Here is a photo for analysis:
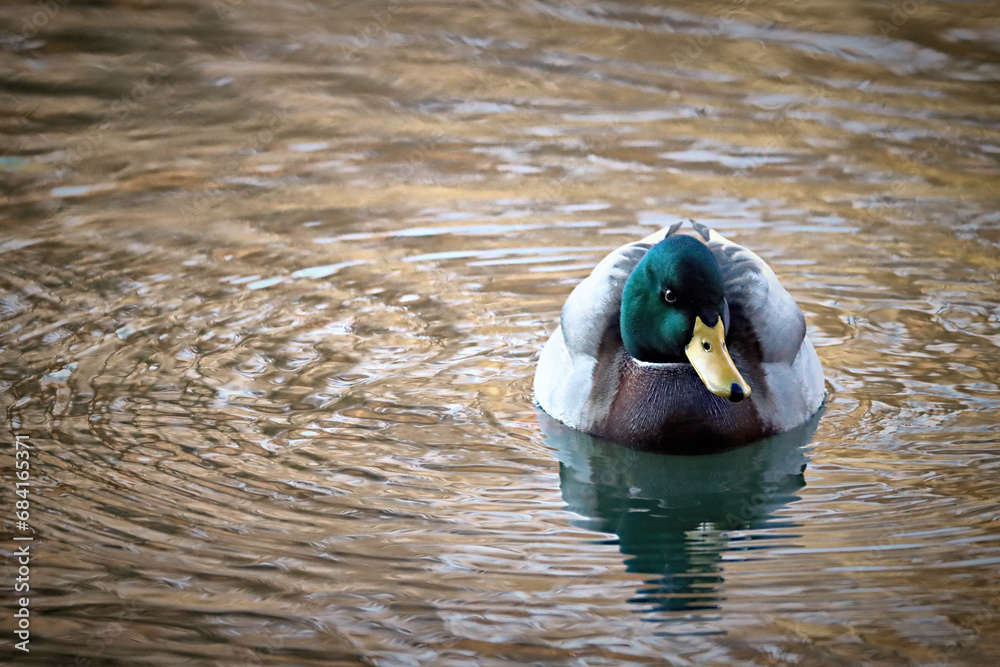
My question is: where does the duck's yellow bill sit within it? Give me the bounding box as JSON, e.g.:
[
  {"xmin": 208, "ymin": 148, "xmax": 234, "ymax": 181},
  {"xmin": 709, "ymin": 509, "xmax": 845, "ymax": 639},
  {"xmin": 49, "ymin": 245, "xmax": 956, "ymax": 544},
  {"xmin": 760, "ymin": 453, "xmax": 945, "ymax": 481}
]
[{"xmin": 684, "ymin": 316, "xmax": 751, "ymax": 402}]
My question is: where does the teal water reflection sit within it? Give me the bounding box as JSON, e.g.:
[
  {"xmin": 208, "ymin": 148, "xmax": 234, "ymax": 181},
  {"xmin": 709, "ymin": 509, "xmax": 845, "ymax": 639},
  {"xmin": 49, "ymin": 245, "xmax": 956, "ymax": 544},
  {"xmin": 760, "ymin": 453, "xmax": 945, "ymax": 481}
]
[{"xmin": 542, "ymin": 410, "xmax": 821, "ymax": 613}]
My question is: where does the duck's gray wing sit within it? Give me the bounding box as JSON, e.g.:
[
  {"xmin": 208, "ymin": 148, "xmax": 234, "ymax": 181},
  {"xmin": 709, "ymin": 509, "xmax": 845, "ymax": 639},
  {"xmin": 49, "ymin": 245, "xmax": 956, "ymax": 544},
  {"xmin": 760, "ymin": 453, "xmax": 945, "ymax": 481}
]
[
  {"xmin": 558, "ymin": 241, "xmax": 651, "ymax": 360},
  {"xmin": 534, "ymin": 240, "xmax": 652, "ymax": 429},
  {"xmin": 558, "ymin": 221, "xmax": 686, "ymax": 359},
  {"xmin": 699, "ymin": 226, "xmax": 806, "ymax": 365}
]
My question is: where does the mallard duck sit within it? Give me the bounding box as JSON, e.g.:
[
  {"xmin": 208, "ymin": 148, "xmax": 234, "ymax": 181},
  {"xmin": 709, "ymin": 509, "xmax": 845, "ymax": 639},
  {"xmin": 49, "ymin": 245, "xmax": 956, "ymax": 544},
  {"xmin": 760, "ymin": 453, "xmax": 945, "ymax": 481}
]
[{"xmin": 534, "ymin": 220, "xmax": 825, "ymax": 451}]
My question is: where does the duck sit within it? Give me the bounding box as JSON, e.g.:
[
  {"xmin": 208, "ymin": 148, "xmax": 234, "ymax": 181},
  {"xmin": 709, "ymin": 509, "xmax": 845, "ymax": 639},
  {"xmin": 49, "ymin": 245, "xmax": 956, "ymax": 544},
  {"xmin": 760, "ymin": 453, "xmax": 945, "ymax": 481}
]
[{"xmin": 534, "ymin": 220, "xmax": 825, "ymax": 452}]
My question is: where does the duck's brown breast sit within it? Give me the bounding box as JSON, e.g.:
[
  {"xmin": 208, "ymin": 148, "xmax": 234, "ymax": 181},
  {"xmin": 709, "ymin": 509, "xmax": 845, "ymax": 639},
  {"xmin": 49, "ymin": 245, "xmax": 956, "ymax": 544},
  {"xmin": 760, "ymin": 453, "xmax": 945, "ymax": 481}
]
[{"xmin": 589, "ymin": 351, "xmax": 772, "ymax": 453}]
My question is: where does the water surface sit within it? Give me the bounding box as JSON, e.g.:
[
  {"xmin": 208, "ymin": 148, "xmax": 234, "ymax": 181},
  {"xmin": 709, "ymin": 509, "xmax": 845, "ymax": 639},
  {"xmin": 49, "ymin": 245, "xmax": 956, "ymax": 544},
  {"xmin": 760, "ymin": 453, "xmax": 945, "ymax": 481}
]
[{"xmin": 2, "ymin": 0, "xmax": 1000, "ymax": 664}]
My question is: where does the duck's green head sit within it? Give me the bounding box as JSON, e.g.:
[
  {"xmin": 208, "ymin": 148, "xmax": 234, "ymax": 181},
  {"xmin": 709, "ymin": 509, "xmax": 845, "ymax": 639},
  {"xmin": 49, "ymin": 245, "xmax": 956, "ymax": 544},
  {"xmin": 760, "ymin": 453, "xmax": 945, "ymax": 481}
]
[{"xmin": 620, "ymin": 235, "xmax": 751, "ymax": 402}]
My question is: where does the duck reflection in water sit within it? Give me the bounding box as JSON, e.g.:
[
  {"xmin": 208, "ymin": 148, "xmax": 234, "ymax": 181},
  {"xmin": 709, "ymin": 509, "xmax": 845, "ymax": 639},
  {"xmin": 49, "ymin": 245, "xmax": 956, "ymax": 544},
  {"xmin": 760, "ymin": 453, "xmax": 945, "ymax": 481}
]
[{"xmin": 540, "ymin": 409, "xmax": 822, "ymax": 613}]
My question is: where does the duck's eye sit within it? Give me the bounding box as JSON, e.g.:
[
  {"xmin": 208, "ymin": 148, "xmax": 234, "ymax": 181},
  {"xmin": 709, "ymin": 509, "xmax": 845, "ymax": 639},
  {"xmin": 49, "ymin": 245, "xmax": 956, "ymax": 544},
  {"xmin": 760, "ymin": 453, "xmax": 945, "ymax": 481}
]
[{"xmin": 662, "ymin": 289, "xmax": 677, "ymax": 304}]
